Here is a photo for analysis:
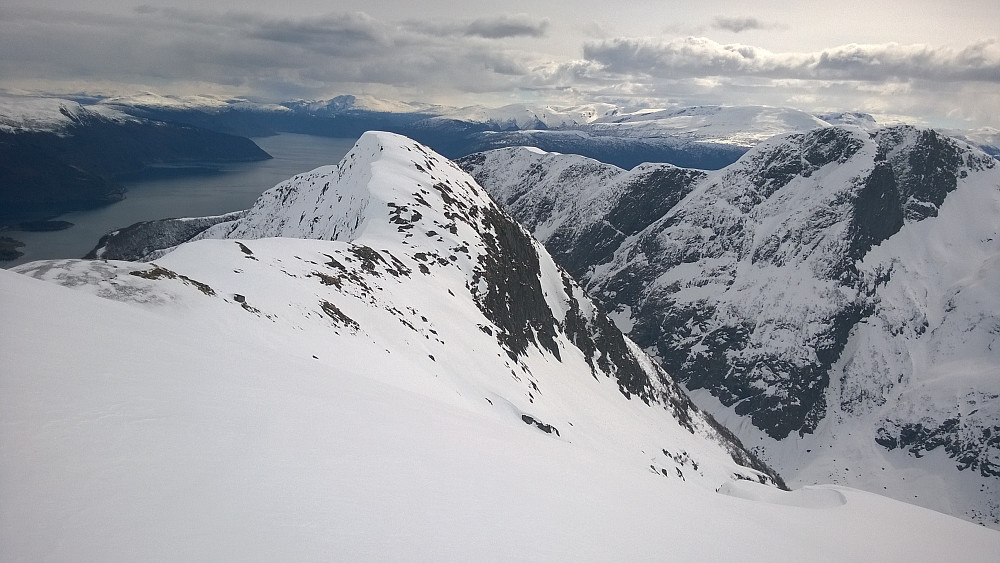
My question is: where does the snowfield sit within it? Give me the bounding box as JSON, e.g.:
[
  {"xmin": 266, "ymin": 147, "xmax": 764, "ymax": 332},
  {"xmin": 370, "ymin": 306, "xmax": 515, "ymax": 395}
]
[
  {"xmin": 4, "ymin": 266, "xmax": 999, "ymax": 561},
  {"xmin": 3, "ymin": 131, "xmax": 999, "ymax": 561}
]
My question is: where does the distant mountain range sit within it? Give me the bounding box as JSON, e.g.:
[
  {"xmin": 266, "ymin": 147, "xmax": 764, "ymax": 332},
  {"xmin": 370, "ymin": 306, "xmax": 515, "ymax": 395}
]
[
  {"xmin": 4, "ymin": 91, "xmax": 997, "ymax": 229},
  {"xmin": 94, "ymin": 94, "xmax": 835, "ymax": 169}
]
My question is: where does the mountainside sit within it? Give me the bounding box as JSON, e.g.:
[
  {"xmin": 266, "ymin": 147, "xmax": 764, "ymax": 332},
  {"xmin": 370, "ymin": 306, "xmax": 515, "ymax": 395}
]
[
  {"xmin": 0, "ymin": 95, "xmax": 271, "ymax": 224},
  {"xmin": 459, "ymin": 147, "xmax": 705, "ymax": 282},
  {"xmin": 463, "ymin": 125, "xmax": 1000, "ymax": 527},
  {"xmin": 5, "ymin": 131, "xmax": 999, "ymax": 559},
  {"xmin": 588, "ymin": 105, "xmax": 830, "ymax": 146},
  {"xmin": 182, "ymin": 132, "xmax": 777, "ymax": 473}
]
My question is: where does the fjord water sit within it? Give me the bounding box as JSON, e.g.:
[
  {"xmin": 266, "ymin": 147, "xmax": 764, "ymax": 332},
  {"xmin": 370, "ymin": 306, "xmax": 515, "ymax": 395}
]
[{"xmin": 3, "ymin": 134, "xmax": 356, "ymax": 268}]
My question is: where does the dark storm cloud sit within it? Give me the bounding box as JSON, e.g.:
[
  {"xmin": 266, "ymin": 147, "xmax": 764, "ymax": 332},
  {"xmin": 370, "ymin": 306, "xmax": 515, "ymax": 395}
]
[
  {"xmin": 249, "ymin": 13, "xmax": 391, "ymax": 49},
  {"xmin": 583, "ymin": 37, "xmax": 1000, "ymax": 83},
  {"xmin": 404, "ymin": 14, "xmax": 550, "ymax": 39},
  {"xmin": 464, "ymin": 14, "xmax": 549, "ymax": 39},
  {"xmin": 712, "ymin": 16, "xmax": 771, "ymax": 33},
  {"xmin": 0, "ymin": 6, "xmax": 544, "ymax": 99}
]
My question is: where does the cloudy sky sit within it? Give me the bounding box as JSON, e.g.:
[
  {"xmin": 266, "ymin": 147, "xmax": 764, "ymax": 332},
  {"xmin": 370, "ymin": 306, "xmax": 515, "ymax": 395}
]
[{"xmin": 2, "ymin": 0, "xmax": 998, "ymax": 128}]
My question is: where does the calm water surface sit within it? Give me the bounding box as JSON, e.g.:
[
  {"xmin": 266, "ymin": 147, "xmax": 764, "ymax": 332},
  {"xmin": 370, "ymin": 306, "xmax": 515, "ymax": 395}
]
[{"xmin": 4, "ymin": 134, "xmax": 356, "ymax": 268}]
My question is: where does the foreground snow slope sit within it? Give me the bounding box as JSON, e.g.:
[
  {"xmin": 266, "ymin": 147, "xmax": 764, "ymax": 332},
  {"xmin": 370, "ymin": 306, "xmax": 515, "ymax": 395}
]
[{"xmin": 4, "ymin": 256, "xmax": 999, "ymax": 561}]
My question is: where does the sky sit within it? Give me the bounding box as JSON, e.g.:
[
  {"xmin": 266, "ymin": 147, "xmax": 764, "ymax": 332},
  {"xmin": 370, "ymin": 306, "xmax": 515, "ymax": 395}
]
[{"xmin": 1, "ymin": 0, "xmax": 999, "ymax": 128}]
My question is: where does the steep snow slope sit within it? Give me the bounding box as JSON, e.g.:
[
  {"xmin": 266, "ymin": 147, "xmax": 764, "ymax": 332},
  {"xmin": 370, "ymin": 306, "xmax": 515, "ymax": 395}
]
[
  {"xmin": 466, "ymin": 126, "xmax": 1000, "ymax": 527},
  {"xmin": 183, "ymin": 132, "xmax": 772, "ymax": 463},
  {"xmin": 6, "ymin": 269, "xmax": 1000, "ymax": 561},
  {"xmin": 5, "ymin": 131, "xmax": 999, "ymax": 560}
]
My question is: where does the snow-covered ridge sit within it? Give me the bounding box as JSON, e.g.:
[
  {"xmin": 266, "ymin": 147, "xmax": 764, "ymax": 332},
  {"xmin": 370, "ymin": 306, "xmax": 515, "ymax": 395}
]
[
  {"xmin": 0, "ymin": 94, "xmax": 138, "ymax": 133},
  {"xmin": 18, "ymin": 130, "xmax": 784, "ymax": 489},
  {"xmin": 100, "ymin": 92, "xmax": 444, "ymax": 116},
  {"xmin": 459, "ymin": 146, "xmax": 705, "ymax": 280}
]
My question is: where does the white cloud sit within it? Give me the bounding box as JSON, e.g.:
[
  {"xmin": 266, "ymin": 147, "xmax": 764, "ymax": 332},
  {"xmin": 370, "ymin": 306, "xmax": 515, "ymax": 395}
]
[
  {"xmin": 0, "ymin": 5, "xmax": 998, "ymax": 128},
  {"xmin": 711, "ymin": 16, "xmax": 784, "ymax": 33},
  {"xmin": 582, "ymin": 36, "xmax": 1000, "ymax": 83}
]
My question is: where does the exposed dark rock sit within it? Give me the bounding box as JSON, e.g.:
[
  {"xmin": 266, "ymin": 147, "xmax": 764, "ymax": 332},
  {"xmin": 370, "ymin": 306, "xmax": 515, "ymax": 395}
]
[
  {"xmin": 471, "ymin": 206, "xmax": 561, "ymax": 361},
  {"xmin": 129, "ymin": 265, "xmax": 215, "ymax": 296},
  {"xmin": 521, "ymin": 414, "xmax": 560, "ymax": 436},
  {"xmin": 319, "ymin": 299, "xmax": 360, "ymax": 331},
  {"xmin": 0, "ymin": 236, "xmax": 25, "ymax": 261},
  {"xmin": 878, "ymin": 418, "xmax": 1000, "ymax": 478},
  {"xmin": 85, "ymin": 212, "xmax": 245, "ymax": 260}
]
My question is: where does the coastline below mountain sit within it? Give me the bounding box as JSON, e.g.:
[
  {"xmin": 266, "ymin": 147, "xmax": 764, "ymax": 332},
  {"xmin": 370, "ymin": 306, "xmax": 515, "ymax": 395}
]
[{"xmin": 0, "ymin": 96, "xmax": 271, "ymax": 226}]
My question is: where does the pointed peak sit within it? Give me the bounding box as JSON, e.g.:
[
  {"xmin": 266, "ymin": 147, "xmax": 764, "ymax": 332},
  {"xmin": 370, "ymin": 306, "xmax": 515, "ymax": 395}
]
[{"xmin": 197, "ymin": 130, "xmax": 496, "ymax": 251}]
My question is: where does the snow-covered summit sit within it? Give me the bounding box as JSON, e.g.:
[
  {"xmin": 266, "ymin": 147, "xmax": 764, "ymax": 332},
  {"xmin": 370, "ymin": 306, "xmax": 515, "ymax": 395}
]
[{"xmin": 814, "ymin": 111, "xmax": 879, "ymax": 130}]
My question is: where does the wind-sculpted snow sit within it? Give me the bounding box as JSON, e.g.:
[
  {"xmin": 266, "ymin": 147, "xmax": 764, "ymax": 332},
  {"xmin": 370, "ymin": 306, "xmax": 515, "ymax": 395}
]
[{"xmin": 467, "ymin": 125, "xmax": 1000, "ymax": 527}]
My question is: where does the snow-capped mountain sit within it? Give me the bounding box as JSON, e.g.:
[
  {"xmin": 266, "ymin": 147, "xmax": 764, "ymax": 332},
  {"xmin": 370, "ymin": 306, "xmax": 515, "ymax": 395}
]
[
  {"xmin": 0, "ymin": 94, "xmax": 139, "ymax": 133},
  {"xmin": 427, "ymin": 102, "xmax": 619, "ymax": 130},
  {"xmin": 813, "ymin": 112, "xmax": 880, "ymax": 131},
  {"xmin": 179, "ymin": 132, "xmax": 781, "ymax": 480},
  {"xmin": 453, "ymin": 105, "xmax": 832, "ymax": 170},
  {"xmin": 462, "ymin": 125, "xmax": 1000, "ymax": 527},
  {"xmin": 459, "ymin": 147, "xmax": 705, "ymax": 282},
  {"xmin": 588, "ymin": 105, "xmax": 830, "ymax": 147},
  {"xmin": 94, "ymin": 93, "xmax": 835, "ymax": 169},
  {"xmin": 945, "ymin": 126, "xmax": 1000, "ymax": 160},
  {"xmin": 5, "ymin": 131, "xmax": 999, "ymax": 559},
  {"xmin": 99, "ymin": 92, "xmax": 443, "ymax": 116}
]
